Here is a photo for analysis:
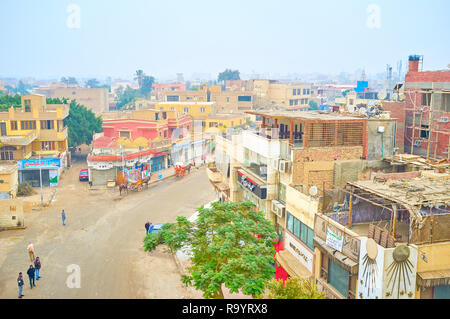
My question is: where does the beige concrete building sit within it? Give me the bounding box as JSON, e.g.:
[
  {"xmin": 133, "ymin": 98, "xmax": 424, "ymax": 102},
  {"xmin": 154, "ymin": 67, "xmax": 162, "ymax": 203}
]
[
  {"xmin": 247, "ymin": 79, "xmax": 313, "ymax": 110},
  {"xmin": 50, "ymin": 88, "xmax": 109, "ymax": 113},
  {"xmin": 0, "ymin": 198, "xmax": 24, "ymax": 230},
  {"xmin": 0, "ymin": 162, "xmax": 19, "ymax": 199}
]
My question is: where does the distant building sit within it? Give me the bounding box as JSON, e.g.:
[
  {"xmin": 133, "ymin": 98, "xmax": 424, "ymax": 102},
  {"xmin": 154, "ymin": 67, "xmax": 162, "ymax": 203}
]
[{"xmin": 49, "ymin": 88, "xmax": 109, "ymax": 113}]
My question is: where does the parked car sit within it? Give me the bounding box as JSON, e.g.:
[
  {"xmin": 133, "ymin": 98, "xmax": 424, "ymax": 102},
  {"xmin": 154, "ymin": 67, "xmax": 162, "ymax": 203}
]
[
  {"xmin": 150, "ymin": 223, "xmax": 163, "ymax": 234},
  {"xmin": 79, "ymin": 169, "xmax": 89, "ymax": 181}
]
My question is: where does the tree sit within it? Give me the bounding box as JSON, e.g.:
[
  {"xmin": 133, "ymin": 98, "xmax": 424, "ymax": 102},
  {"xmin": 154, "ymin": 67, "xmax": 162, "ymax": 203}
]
[
  {"xmin": 143, "ymin": 201, "xmax": 277, "ymax": 299},
  {"xmin": 116, "ymin": 85, "xmax": 139, "ymax": 109},
  {"xmin": 266, "ymin": 277, "xmax": 325, "ymax": 299},
  {"xmin": 64, "ymin": 100, "xmax": 102, "ymax": 147},
  {"xmin": 218, "ymin": 69, "xmax": 240, "ymax": 82},
  {"xmin": 46, "ymin": 97, "xmax": 68, "ymax": 104},
  {"xmin": 308, "ymin": 100, "xmax": 319, "ymax": 110},
  {"xmin": 68, "ymin": 77, "xmax": 78, "ymax": 85},
  {"xmin": 0, "ymin": 93, "xmax": 21, "ymax": 111},
  {"xmin": 140, "ymin": 75, "xmax": 155, "ymax": 96},
  {"xmin": 85, "ymin": 78, "xmax": 101, "ymax": 88},
  {"xmin": 134, "ymin": 69, "xmax": 145, "ymax": 89}
]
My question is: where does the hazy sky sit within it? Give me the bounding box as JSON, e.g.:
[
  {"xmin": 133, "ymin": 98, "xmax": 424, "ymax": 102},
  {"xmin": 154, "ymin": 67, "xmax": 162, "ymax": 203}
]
[{"xmin": 0, "ymin": 0, "xmax": 449, "ymax": 81}]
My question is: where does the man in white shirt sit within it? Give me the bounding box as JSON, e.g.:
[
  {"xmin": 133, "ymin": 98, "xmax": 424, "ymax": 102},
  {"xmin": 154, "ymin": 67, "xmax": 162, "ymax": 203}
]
[{"xmin": 27, "ymin": 242, "xmax": 35, "ymax": 262}]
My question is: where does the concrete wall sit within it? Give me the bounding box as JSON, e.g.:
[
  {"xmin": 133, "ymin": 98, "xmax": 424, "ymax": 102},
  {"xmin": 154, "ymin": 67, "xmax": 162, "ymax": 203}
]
[
  {"xmin": 0, "ymin": 198, "xmax": 24, "ymax": 229},
  {"xmin": 51, "ymin": 88, "xmax": 109, "ymax": 113},
  {"xmin": 367, "ymin": 119, "xmax": 396, "ymax": 160}
]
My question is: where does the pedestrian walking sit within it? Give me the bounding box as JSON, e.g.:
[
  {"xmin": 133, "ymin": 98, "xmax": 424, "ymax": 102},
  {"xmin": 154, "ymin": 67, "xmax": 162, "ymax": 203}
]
[
  {"xmin": 61, "ymin": 210, "xmax": 66, "ymax": 226},
  {"xmin": 34, "ymin": 257, "xmax": 41, "ymax": 280},
  {"xmin": 17, "ymin": 272, "xmax": 24, "ymax": 298},
  {"xmin": 27, "ymin": 242, "xmax": 35, "ymax": 262},
  {"xmin": 27, "ymin": 265, "xmax": 36, "ymax": 289},
  {"xmin": 145, "ymin": 221, "xmax": 150, "ymax": 235}
]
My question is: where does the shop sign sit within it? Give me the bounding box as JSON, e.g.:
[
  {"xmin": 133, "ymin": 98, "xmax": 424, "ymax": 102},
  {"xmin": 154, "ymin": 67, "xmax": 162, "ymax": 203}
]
[
  {"xmin": 285, "ymin": 232, "xmax": 314, "ymax": 273},
  {"xmin": 314, "ymin": 214, "xmax": 360, "ymax": 260},
  {"xmin": 93, "ymin": 162, "xmax": 114, "ymax": 170},
  {"xmin": 18, "ymin": 158, "xmax": 61, "ymax": 170},
  {"xmin": 237, "ymin": 170, "xmax": 266, "ymax": 199},
  {"xmin": 326, "ymin": 227, "xmax": 343, "ymax": 252}
]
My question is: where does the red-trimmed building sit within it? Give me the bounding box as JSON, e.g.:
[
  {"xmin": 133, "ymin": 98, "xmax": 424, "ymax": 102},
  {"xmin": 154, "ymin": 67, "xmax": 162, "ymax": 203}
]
[
  {"xmin": 404, "ymin": 55, "xmax": 450, "ymax": 159},
  {"xmin": 87, "ymin": 109, "xmax": 194, "ymax": 185}
]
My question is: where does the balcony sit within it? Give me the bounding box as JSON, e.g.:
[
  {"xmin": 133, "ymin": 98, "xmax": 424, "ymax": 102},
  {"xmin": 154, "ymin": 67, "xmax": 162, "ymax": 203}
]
[
  {"xmin": 0, "ymin": 131, "xmax": 37, "ymax": 146},
  {"xmin": 38, "ymin": 127, "xmax": 68, "ymax": 141},
  {"xmin": 242, "ymin": 130, "xmax": 280, "ymax": 159}
]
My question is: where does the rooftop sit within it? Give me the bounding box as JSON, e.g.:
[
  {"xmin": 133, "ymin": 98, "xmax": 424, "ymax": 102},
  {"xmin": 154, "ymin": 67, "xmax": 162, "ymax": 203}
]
[{"xmin": 245, "ymin": 110, "xmax": 364, "ymax": 121}]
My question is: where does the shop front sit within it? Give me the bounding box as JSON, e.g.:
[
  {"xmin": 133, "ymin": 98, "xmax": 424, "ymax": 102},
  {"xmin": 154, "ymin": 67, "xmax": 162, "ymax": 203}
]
[
  {"xmin": 237, "ymin": 169, "xmax": 267, "ymax": 215},
  {"xmin": 151, "ymin": 151, "xmax": 169, "ymax": 172},
  {"xmin": 17, "ymin": 158, "xmax": 61, "ymax": 187}
]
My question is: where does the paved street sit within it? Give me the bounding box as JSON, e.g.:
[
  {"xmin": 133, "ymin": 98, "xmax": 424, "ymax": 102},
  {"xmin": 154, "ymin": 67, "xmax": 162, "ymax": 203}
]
[{"xmin": 0, "ymin": 157, "xmax": 217, "ymax": 299}]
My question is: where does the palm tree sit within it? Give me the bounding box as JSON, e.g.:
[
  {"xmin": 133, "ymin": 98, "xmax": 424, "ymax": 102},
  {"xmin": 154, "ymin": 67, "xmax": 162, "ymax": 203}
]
[{"xmin": 134, "ymin": 70, "xmax": 145, "ymax": 89}]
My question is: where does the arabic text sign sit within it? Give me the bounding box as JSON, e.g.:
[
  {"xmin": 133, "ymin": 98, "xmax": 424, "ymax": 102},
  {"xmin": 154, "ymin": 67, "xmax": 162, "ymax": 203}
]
[
  {"xmin": 326, "ymin": 227, "xmax": 343, "ymax": 252},
  {"xmin": 19, "ymin": 158, "xmax": 61, "ymax": 170}
]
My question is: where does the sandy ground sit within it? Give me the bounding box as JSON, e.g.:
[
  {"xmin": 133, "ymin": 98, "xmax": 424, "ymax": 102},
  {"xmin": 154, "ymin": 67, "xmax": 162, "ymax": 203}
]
[{"xmin": 0, "ymin": 155, "xmax": 217, "ymax": 299}]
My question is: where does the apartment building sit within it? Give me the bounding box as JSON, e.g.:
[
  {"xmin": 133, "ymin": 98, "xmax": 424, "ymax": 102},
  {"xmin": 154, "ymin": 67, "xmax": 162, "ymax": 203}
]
[
  {"xmin": 315, "ymin": 170, "xmax": 450, "ymax": 299},
  {"xmin": 0, "ymin": 94, "xmax": 69, "ymax": 187},
  {"xmin": 49, "ymin": 87, "xmax": 109, "ymax": 113},
  {"xmin": 155, "ymin": 101, "xmax": 216, "ymax": 119},
  {"xmin": 403, "ymin": 55, "xmax": 450, "ymax": 159},
  {"xmin": 247, "ymin": 79, "xmax": 313, "ymax": 110}
]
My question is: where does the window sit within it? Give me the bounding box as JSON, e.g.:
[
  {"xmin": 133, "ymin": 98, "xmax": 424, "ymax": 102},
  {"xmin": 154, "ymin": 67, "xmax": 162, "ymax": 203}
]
[
  {"xmin": 10, "ymin": 121, "xmax": 18, "ymax": 130},
  {"xmin": 297, "ymin": 89, "xmax": 300, "ymax": 95},
  {"xmin": 287, "ymin": 213, "xmax": 293, "ymax": 233},
  {"xmin": 183, "ymin": 107, "xmax": 189, "ymax": 114},
  {"xmin": 293, "ymin": 218, "xmax": 300, "ymax": 238},
  {"xmin": 293, "ymin": 89, "xmax": 297, "ymax": 96},
  {"xmin": 226, "ymin": 97, "xmax": 230, "ymax": 102},
  {"xmin": 24, "ymin": 99, "xmax": 31, "ymax": 112},
  {"xmin": 442, "ymin": 94, "xmax": 450, "ymax": 112},
  {"xmin": 40, "ymin": 120, "xmax": 54, "ymax": 130},
  {"xmin": 422, "ymin": 93, "xmax": 431, "ymax": 106},
  {"xmin": 119, "ymin": 131, "xmax": 130, "ymax": 139},
  {"xmin": 41, "ymin": 141, "xmax": 55, "ymax": 151},
  {"xmin": 162, "ymin": 112, "xmax": 167, "ymax": 120},
  {"xmin": 328, "ymin": 259, "xmax": 350, "ymax": 298},
  {"xmin": 303, "ymin": 89, "xmax": 306, "ymax": 95},
  {"xmin": 286, "ymin": 212, "xmax": 315, "ymax": 250},
  {"xmin": 307, "ymin": 89, "xmax": 310, "ymax": 95},
  {"xmin": 170, "ymin": 107, "xmax": 175, "ymax": 111},
  {"xmin": 21, "ymin": 121, "xmax": 36, "ymax": 130},
  {"xmin": 421, "ymin": 124, "xmax": 429, "ymax": 138},
  {"xmin": 200, "ymin": 107, "xmax": 206, "ymax": 113},
  {"xmin": 155, "ymin": 113, "xmax": 159, "ymax": 121},
  {"xmin": 166, "ymin": 95, "xmax": 179, "ymax": 102},
  {"xmin": 0, "ymin": 146, "xmax": 15, "ymax": 160},
  {"xmin": 289, "ymin": 100, "xmax": 294, "ymax": 106},
  {"xmin": 238, "ymin": 96, "xmax": 252, "ymax": 102},
  {"xmin": 278, "ymin": 184, "xmax": 286, "ymax": 203},
  {"xmin": 434, "ymin": 285, "xmax": 450, "ymax": 299}
]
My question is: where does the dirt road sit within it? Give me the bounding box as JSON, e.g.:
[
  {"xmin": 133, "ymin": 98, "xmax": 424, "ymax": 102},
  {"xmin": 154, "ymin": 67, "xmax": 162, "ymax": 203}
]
[{"xmin": 0, "ymin": 158, "xmax": 217, "ymax": 299}]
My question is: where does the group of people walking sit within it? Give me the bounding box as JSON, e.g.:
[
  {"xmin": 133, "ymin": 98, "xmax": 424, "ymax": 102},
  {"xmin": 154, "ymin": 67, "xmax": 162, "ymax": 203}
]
[
  {"xmin": 18, "ymin": 243, "xmax": 42, "ymax": 298},
  {"xmin": 17, "ymin": 210, "xmax": 66, "ymax": 298}
]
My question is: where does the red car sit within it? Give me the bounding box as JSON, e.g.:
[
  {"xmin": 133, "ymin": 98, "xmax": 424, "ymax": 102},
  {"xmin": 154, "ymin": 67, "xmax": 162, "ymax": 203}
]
[{"xmin": 79, "ymin": 169, "xmax": 89, "ymax": 181}]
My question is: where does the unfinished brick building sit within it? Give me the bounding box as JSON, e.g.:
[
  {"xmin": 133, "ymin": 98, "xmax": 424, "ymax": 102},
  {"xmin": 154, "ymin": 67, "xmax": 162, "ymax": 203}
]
[{"xmin": 404, "ymin": 55, "xmax": 450, "ymax": 159}]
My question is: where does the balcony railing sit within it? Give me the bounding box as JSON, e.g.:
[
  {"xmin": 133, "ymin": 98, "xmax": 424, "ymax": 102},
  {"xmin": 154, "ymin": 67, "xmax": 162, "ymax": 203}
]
[{"xmin": 0, "ymin": 131, "xmax": 38, "ymax": 146}]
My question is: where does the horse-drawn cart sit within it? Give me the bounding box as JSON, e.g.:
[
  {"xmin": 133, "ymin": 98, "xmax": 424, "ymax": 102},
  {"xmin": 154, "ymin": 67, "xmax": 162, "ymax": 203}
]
[
  {"xmin": 118, "ymin": 174, "xmax": 152, "ymax": 195},
  {"xmin": 174, "ymin": 162, "xmax": 192, "ymax": 178}
]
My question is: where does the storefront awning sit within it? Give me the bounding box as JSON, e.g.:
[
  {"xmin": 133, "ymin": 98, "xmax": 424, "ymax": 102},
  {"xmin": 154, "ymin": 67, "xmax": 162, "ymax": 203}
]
[
  {"xmin": 275, "ymin": 250, "xmax": 312, "ymax": 279},
  {"xmin": 313, "ymin": 237, "xmax": 359, "ymax": 275},
  {"xmin": 417, "ymin": 270, "xmax": 450, "ymax": 288}
]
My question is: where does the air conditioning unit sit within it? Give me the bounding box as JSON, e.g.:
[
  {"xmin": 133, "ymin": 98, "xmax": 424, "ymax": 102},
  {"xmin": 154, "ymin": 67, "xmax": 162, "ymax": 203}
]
[
  {"xmin": 279, "ymin": 160, "xmax": 291, "ymax": 173},
  {"xmin": 271, "ymin": 200, "xmax": 285, "ymax": 218}
]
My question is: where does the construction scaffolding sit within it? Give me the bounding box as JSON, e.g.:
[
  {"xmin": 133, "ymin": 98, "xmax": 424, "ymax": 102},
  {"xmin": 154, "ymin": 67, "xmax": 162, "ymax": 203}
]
[{"xmin": 405, "ymin": 86, "xmax": 450, "ymax": 160}]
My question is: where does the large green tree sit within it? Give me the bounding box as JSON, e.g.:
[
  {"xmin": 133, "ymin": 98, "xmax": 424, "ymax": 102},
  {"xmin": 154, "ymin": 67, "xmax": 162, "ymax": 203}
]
[
  {"xmin": 143, "ymin": 201, "xmax": 277, "ymax": 299},
  {"xmin": 0, "ymin": 93, "xmax": 21, "ymax": 110},
  {"xmin": 308, "ymin": 100, "xmax": 319, "ymax": 110},
  {"xmin": 64, "ymin": 100, "xmax": 102, "ymax": 147},
  {"xmin": 134, "ymin": 69, "xmax": 145, "ymax": 89},
  {"xmin": 218, "ymin": 69, "xmax": 240, "ymax": 82},
  {"xmin": 140, "ymin": 75, "xmax": 155, "ymax": 96}
]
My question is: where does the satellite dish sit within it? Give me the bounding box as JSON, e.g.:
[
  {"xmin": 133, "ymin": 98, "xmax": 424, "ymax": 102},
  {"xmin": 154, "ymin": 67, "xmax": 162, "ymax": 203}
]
[
  {"xmin": 348, "ymin": 105, "xmax": 355, "ymax": 113},
  {"xmin": 309, "ymin": 186, "xmax": 318, "ymax": 196},
  {"xmin": 359, "ymin": 107, "xmax": 367, "ymax": 115}
]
